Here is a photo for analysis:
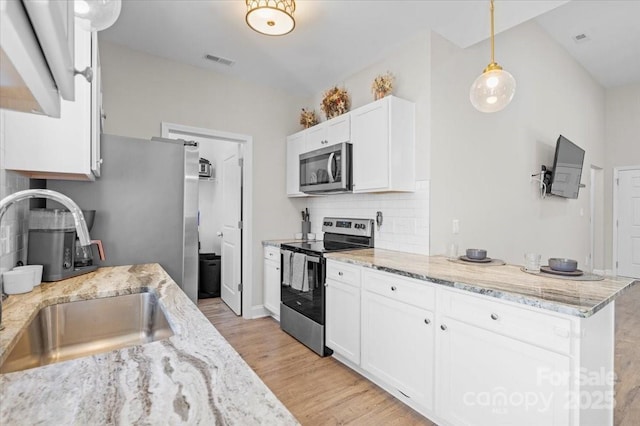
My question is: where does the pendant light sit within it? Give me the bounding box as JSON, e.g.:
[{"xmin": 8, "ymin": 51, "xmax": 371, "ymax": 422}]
[
  {"xmin": 469, "ymin": 0, "xmax": 516, "ymax": 113},
  {"xmin": 74, "ymin": 0, "xmax": 122, "ymax": 32},
  {"xmin": 246, "ymin": 0, "xmax": 296, "ymax": 36}
]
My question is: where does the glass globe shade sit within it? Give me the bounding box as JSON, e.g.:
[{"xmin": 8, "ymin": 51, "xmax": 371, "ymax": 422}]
[
  {"xmin": 74, "ymin": 0, "xmax": 122, "ymax": 32},
  {"xmin": 469, "ymin": 68, "xmax": 516, "ymax": 113}
]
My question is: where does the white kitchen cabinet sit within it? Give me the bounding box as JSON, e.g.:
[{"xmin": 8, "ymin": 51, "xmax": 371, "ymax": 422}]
[
  {"xmin": 436, "ymin": 315, "xmax": 571, "ymax": 426},
  {"xmin": 325, "ymin": 260, "xmax": 361, "ymax": 364},
  {"xmin": 286, "ymin": 131, "xmax": 307, "ymax": 197},
  {"xmin": 351, "ymin": 96, "xmax": 415, "ymax": 193},
  {"xmin": 263, "ymin": 246, "xmax": 281, "ymax": 320},
  {"xmin": 361, "ymin": 270, "xmax": 435, "ymax": 411},
  {"xmin": 0, "ymin": 0, "xmax": 75, "ymax": 117},
  {"xmin": 1, "ymin": 19, "xmax": 102, "ymax": 181},
  {"xmin": 305, "ymin": 114, "xmax": 350, "ymax": 152},
  {"xmin": 324, "ymin": 258, "xmax": 615, "ymax": 426}
]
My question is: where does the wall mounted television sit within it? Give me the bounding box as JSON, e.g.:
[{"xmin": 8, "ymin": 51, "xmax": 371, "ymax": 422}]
[{"xmin": 542, "ymin": 135, "xmax": 585, "ymax": 199}]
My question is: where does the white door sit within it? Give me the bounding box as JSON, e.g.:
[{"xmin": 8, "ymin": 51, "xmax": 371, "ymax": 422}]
[
  {"xmin": 617, "ymin": 169, "xmax": 640, "ymax": 278},
  {"xmin": 221, "ymin": 151, "xmax": 242, "ymax": 315}
]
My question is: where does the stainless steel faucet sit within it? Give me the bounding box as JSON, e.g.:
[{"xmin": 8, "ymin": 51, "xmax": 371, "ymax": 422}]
[{"xmin": 0, "ymin": 189, "xmax": 92, "ymax": 330}]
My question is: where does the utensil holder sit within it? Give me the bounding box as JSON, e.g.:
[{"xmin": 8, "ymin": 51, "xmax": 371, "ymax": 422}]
[{"xmin": 301, "ymin": 221, "xmax": 311, "ymax": 240}]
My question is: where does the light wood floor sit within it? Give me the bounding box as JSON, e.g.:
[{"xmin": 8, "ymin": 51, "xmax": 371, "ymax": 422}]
[{"xmin": 198, "ymin": 284, "xmax": 640, "ymax": 426}]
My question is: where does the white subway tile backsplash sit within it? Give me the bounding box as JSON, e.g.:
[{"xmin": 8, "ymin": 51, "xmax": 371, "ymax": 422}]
[
  {"xmin": 0, "ymin": 167, "xmax": 30, "ymax": 274},
  {"xmin": 306, "ymin": 180, "xmax": 430, "ymax": 255}
]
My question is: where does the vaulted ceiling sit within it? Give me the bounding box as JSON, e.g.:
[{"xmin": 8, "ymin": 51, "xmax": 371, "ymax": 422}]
[{"xmin": 100, "ymin": 1, "xmax": 640, "ymax": 96}]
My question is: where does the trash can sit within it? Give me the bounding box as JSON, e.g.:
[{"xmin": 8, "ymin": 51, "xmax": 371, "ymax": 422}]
[{"xmin": 199, "ymin": 253, "xmax": 221, "ymax": 299}]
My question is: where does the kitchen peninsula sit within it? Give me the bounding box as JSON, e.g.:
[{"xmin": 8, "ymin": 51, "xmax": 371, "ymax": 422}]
[
  {"xmin": 0, "ymin": 264, "xmax": 298, "ymax": 425},
  {"xmin": 324, "ymin": 249, "xmax": 638, "ymax": 426}
]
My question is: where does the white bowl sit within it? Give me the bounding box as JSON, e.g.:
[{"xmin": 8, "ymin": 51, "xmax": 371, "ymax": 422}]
[
  {"xmin": 13, "ymin": 265, "xmax": 43, "ymax": 286},
  {"xmin": 2, "ymin": 269, "xmax": 34, "ymax": 294}
]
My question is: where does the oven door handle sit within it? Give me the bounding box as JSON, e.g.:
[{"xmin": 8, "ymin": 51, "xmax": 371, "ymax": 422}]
[{"xmin": 280, "ymin": 249, "xmax": 320, "ymax": 264}]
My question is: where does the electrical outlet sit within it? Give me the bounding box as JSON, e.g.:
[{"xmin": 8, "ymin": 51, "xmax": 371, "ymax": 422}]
[{"xmin": 452, "ymin": 219, "xmax": 460, "ymax": 235}]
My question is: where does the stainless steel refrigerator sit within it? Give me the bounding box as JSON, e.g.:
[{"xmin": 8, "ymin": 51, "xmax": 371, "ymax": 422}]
[{"xmin": 47, "ymin": 134, "xmax": 199, "ymax": 303}]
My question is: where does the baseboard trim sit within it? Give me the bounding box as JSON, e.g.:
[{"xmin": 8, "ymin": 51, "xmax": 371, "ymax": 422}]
[{"xmin": 247, "ymin": 304, "xmax": 270, "ymax": 319}]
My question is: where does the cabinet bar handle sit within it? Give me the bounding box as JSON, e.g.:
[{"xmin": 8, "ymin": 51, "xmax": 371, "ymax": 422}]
[
  {"xmin": 391, "ymin": 286, "xmax": 397, "ymax": 291},
  {"xmin": 424, "ymin": 318, "xmax": 430, "ymax": 325},
  {"xmin": 490, "ymin": 313, "xmax": 499, "ymax": 320},
  {"xmin": 440, "ymin": 324, "xmax": 447, "ymax": 331}
]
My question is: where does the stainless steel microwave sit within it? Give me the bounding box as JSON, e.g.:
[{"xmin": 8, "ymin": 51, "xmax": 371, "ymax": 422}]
[{"xmin": 300, "ymin": 142, "xmax": 352, "ymax": 194}]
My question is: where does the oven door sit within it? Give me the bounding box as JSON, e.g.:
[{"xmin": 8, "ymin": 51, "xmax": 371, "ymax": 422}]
[
  {"xmin": 300, "ymin": 143, "xmax": 352, "ymax": 194},
  {"xmin": 281, "ymin": 250, "xmax": 325, "ymax": 324}
]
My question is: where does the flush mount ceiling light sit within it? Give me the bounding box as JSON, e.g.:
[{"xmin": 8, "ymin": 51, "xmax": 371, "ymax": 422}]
[
  {"xmin": 74, "ymin": 0, "xmax": 122, "ymax": 32},
  {"xmin": 246, "ymin": 0, "xmax": 296, "ymax": 36},
  {"xmin": 469, "ymin": 0, "xmax": 516, "ymax": 113}
]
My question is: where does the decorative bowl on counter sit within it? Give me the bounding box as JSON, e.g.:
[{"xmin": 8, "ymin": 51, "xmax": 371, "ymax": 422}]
[
  {"xmin": 548, "ymin": 258, "xmax": 578, "ymax": 272},
  {"xmin": 466, "ymin": 249, "xmax": 487, "ymax": 260}
]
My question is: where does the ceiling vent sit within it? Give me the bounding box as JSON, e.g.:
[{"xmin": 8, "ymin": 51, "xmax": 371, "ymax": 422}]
[
  {"xmin": 203, "ymin": 54, "xmax": 235, "ymax": 67},
  {"xmin": 572, "ymin": 33, "xmax": 590, "ymax": 44}
]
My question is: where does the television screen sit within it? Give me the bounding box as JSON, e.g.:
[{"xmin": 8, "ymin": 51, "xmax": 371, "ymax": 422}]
[{"xmin": 550, "ymin": 135, "xmax": 585, "ymax": 199}]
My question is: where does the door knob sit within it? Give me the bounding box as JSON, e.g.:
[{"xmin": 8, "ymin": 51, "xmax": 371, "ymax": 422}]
[{"xmin": 216, "ymin": 231, "xmax": 223, "ymax": 237}]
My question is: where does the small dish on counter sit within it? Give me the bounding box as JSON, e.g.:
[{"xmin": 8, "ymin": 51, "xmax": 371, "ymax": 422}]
[
  {"xmin": 541, "ymin": 265, "xmax": 584, "ymax": 276},
  {"xmin": 466, "ymin": 248, "xmax": 487, "ymax": 260},
  {"xmin": 548, "ymin": 258, "xmax": 578, "ymax": 272},
  {"xmin": 2, "ymin": 269, "xmax": 34, "ymax": 294},
  {"xmin": 459, "ymin": 255, "xmax": 493, "ymax": 263}
]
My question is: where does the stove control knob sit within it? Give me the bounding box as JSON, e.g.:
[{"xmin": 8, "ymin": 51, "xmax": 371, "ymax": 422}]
[{"xmin": 324, "ymin": 221, "xmax": 333, "ymax": 227}]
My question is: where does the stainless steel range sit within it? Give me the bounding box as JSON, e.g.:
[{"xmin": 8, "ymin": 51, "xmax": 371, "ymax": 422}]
[{"xmin": 280, "ymin": 217, "xmax": 374, "ymax": 356}]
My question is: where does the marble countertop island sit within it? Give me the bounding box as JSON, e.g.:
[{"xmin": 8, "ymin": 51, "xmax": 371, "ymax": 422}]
[
  {"xmin": 0, "ymin": 264, "xmax": 298, "ymax": 425},
  {"xmin": 325, "ymin": 249, "xmax": 638, "ymax": 318}
]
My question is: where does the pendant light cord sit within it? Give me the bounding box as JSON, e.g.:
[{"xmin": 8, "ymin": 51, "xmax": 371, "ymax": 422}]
[{"xmin": 490, "ymin": 0, "xmax": 495, "ymax": 65}]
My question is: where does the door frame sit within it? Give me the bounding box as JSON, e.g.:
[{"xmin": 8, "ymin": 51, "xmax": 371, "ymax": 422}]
[
  {"xmin": 162, "ymin": 122, "xmax": 254, "ymax": 319},
  {"xmin": 612, "ymin": 165, "xmax": 640, "ymax": 277}
]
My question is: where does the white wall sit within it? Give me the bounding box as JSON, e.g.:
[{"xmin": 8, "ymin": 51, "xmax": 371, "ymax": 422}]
[
  {"xmin": 604, "ymin": 83, "xmax": 640, "ymax": 269},
  {"xmin": 198, "ymin": 141, "xmax": 237, "ymax": 255},
  {"xmin": 429, "ymin": 21, "xmax": 606, "ymax": 267},
  {"xmin": 98, "ymin": 41, "xmax": 304, "ymax": 308}
]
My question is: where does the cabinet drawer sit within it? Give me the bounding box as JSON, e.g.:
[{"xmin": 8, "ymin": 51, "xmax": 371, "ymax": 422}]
[
  {"xmin": 326, "ymin": 260, "xmax": 361, "ymax": 287},
  {"xmin": 439, "ymin": 289, "xmax": 574, "ymax": 354},
  {"xmin": 264, "ymin": 245, "xmax": 280, "ymax": 261},
  {"xmin": 363, "ymin": 269, "xmax": 434, "ymax": 310}
]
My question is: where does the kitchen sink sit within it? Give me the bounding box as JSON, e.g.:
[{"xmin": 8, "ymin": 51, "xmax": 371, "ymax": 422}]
[{"xmin": 1, "ymin": 292, "xmax": 174, "ymax": 374}]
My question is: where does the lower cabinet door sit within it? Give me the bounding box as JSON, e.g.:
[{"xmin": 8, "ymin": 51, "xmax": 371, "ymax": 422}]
[
  {"xmin": 361, "ymin": 290, "xmax": 435, "ymax": 410},
  {"xmin": 436, "ymin": 317, "xmax": 571, "ymax": 426},
  {"xmin": 325, "ymin": 279, "xmax": 360, "ymax": 364},
  {"xmin": 263, "ymin": 259, "xmax": 280, "ymax": 317}
]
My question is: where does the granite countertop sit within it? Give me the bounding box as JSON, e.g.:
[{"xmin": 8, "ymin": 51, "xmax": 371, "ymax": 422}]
[
  {"xmin": 0, "ymin": 264, "xmax": 298, "ymax": 425},
  {"xmin": 325, "ymin": 249, "xmax": 639, "ymax": 318}
]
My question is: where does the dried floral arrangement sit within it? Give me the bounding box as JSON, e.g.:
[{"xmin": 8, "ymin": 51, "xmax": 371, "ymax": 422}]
[
  {"xmin": 371, "ymin": 72, "xmax": 395, "ymax": 100},
  {"xmin": 299, "ymin": 108, "xmax": 318, "ymax": 129},
  {"xmin": 321, "ymin": 86, "xmax": 351, "ymax": 119}
]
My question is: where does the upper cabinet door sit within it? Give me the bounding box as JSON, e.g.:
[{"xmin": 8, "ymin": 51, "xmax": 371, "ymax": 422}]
[
  {"xmin": 23, "ymin": 0, "xmax": 75, "ymax": 101},
  {"xmin": 1, "ymin": 19, "xmax": 100, "ymax": 181},
  {"xmin": 0, "ymin": 0, "xmax": 75, "ymax": 117},
  {"xmin": 351, "ymin": 96, "xmax": 415, "ymax": 193},
  {"xmin": 305, "ymin": 114, "xmax": 351, "ymax": 152},
  {"xmin": 352, "ymin": 99, "xmax": 391, "ymax": 191}
]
